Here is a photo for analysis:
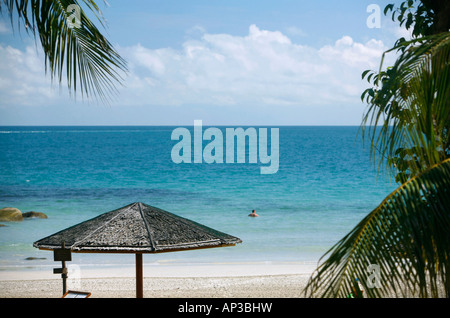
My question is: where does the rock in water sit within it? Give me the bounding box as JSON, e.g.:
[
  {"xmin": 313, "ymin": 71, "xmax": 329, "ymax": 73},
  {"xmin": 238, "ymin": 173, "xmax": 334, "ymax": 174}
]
[
  {"xmin": 0, "ymin": 207, "xmax": 23, "ymax": 222},
  {"xmin": 22, "ymin": 211, "xmax": 48, "ymax": 219}
]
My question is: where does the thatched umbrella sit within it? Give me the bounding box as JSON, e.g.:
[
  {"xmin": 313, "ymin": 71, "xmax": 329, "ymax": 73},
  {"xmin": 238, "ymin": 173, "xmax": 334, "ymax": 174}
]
[{"xmin": 33, "ymin": 202, "xmax": 242, "ymax": 298}]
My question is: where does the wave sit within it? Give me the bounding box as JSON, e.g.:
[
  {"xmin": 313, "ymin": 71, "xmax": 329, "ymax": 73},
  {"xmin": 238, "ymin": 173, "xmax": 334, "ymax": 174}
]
[
  {"xmin": 0, "ymin": 126, "xmax": 175, "ymax": 134},
  {"xmin": 0, "ymin": 131, "xmax": 50, "ymax": 134}
]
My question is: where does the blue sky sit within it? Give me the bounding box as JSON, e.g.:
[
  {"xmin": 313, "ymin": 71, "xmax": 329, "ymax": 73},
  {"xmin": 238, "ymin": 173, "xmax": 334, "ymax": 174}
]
[{"xmin": 0, "ymin": 0, "xmax": 408, "ymax": 125}]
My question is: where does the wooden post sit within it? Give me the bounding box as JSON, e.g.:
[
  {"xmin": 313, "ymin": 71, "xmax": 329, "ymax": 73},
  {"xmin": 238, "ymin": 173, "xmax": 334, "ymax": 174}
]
[
  {"xmin": 53, "ymin": 242, "xmax": 71, "ymax": 297},
  {"xmin": 62, "ymin": 259, "xmax": 67, "ymax": 295},
  {"xmin": 136, "ymin": 253, "xmax": 143, "ymax": 298},
  {"xmin": 62, "ymin": 241, "xmax": 67, "ymax": 296}
]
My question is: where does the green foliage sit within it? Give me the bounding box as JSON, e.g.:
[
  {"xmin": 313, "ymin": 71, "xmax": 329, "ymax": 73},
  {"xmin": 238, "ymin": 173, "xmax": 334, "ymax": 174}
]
[
  {"xmin": 305, "ymin": 159, "xmax": 450, "ymax": 298},
  {"xmin": 360, "ymin": 1, "xmax": 450, "ymax": 184},
  {"xmin": 361, "ymin": 32, "xmax": 450, "ymax": 183},
  {"xmin": 385, "ymin": 0, "xmax": 450, "ymax": 38},
  {"xmin": 307, "ymin": 1, "xmax": 450, "ymax": 298},
  {"xmin": 0, "ymin": 0, "xmax": 127, "ymax": 103}
]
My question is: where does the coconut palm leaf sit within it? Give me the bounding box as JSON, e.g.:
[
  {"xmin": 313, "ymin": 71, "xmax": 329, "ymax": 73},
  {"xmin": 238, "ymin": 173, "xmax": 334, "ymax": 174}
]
[
  {"xmin": 0, "ymin": 0, "xmax": 127, "ymax": 103},
  {"xmin": 305, "ymin": 158, "xmax": 450, "ymax": 298},
  {"xmin": 361, "ymin": 32, "xmax": 450, "ymax": 183}
]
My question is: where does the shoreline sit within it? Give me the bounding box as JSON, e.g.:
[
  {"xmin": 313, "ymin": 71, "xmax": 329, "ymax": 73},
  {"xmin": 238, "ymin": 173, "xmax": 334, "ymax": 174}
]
[
  {"xmin": 0, "ymin": 261, "xmax": 318, "ymax": 279},
  {"xmin": 0, "ymin": 262, "xmax": 316, "ymax": 298}
]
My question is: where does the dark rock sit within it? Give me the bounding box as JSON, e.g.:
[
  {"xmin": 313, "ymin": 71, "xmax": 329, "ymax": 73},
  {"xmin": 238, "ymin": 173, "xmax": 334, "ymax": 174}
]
[{"xmin": 22, "ymin": 211, "xmax": 48, "ymax": 219}]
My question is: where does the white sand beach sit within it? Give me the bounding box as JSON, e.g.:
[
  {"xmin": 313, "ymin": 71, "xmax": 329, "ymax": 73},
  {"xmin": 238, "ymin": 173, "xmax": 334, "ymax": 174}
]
[{"xmin": 0, "ymin": 263, "xmax": 315, "ymax": 298}]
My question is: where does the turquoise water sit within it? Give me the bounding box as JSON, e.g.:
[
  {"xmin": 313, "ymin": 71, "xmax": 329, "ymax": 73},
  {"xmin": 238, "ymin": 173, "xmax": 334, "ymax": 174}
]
[{"xmin": 0, "ymin": 126, "xmax": 396, "ymax": 270}]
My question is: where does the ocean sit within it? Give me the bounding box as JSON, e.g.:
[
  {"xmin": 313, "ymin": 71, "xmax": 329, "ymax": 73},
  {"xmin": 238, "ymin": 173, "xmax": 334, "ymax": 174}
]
[{"xmin": 0, "ymin": 126, "xmax": 396, "ymax": 271}]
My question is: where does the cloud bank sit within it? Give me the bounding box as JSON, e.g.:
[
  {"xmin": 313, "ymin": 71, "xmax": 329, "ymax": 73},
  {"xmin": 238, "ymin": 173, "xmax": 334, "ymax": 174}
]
[
  {"xmin": 0, "ymin": 25, "xmax": 390, "ymax": 121},
  {"xmin": 0, "ymin": 45, "xmax": 56, "ymax": 107},
  {"xmin": 119, "ymin": 25, "xmax": 388, "ymax": 108}
]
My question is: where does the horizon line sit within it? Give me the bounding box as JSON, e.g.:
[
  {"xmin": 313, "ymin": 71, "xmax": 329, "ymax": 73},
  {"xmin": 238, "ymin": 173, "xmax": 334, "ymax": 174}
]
[{"xmin": 0, "ymin": 124, "xmax": 367, "ymax": 127}]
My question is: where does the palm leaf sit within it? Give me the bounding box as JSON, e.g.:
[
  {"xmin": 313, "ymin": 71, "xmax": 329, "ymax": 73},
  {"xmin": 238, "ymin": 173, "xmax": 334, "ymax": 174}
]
[
  {"xmin": 1, "ymin": 0, "xmax": 127, "ymax": 103},
  {"xmin": 361, "ymin": 32, "xmax": 450, "ymax": 182},
  {"xmin": 305, "ymin": 158, "xmax": 450, "ymax": 298}
]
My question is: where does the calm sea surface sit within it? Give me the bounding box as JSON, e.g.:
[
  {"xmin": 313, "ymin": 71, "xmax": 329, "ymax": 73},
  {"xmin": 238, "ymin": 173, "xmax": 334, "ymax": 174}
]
[{"xmin": 0, "ymin": 126, "xmax": 396, "ymax": 270}]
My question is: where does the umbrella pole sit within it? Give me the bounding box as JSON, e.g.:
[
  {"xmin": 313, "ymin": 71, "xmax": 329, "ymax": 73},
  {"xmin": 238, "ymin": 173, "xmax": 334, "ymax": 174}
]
[{"xmin": 136, "ymin": 253, "xmax": 143, "ymax": 298}]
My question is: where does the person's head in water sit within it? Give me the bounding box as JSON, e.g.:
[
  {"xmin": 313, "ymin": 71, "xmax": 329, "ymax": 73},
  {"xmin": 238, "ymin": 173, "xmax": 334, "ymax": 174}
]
[{"xmin": 248, "ymin": 210, "xmax": 259, "ymax": 217}]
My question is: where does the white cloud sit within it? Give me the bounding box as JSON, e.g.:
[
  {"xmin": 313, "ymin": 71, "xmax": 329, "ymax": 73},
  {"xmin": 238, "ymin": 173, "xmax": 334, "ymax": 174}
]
[
  {"xmin": 117, "ymin": 24, "xmax": 389, "ymax": 107},
  {"xmin": 0, "ymin": 24, "xmax": 390, "ymax": 114},
  {"xmin": 0, "ymin": 45, "xmax": 58, "ymax": 107},
  {"xmin": 319, "ymin": 36, "xmax": 386, "ymax": 69}
]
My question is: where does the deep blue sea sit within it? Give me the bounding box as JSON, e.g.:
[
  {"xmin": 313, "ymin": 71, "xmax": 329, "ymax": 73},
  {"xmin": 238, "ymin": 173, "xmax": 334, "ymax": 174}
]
[{"xmin": 0, "ymin": 126, "xmax": 396, "ymax": 270}]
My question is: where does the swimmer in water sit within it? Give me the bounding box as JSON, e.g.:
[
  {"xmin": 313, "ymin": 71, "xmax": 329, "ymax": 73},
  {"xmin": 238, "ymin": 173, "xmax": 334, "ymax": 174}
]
[{"xmin": 248, "ymin": 209, "xmax": 259, "ymax": 217}]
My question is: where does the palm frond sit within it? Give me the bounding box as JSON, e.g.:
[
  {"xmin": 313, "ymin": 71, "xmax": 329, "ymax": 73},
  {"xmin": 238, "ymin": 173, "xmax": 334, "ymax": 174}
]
[
  {"xmin": 305, "ymin": 158, "xmax": 450, "ymax": 298},
  {"xmin": 361, "ymin": 32, "xmax": 450, "ymax": 182},
  {"xmin": 1, "ymin": 0, "xmax": 127, "ymax": 103}
]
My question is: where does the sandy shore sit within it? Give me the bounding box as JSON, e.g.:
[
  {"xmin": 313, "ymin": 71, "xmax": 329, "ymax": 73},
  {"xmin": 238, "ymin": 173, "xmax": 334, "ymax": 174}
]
[{"xmin": 0, "ymin": 263, "xmax": 315, "ymax": 298}]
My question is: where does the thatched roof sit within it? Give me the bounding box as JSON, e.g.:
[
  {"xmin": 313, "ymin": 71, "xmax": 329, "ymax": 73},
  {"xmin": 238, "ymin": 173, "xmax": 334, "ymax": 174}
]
[{"xmin": 33, "ymin": 202, "xmax": 242, "ymax": 253}]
